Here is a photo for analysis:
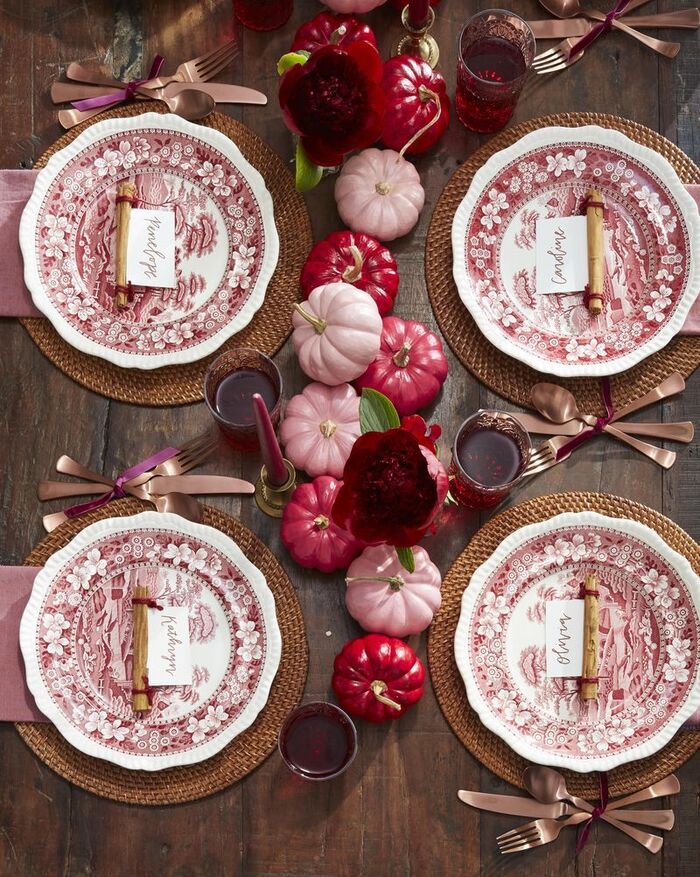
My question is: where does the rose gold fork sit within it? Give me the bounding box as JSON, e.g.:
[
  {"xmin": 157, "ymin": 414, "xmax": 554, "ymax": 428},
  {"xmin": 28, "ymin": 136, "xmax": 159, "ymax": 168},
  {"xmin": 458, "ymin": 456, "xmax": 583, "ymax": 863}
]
[
  {"xmin": 498, "ymin": 812, "xmax": 663, "ymax": 854},
  {"xmin": 532, "ymin": 38, "xmax": 586, "ymax": 74},
  {"xmin": 59, "ymin": 41, "xmax": 238, "ymax": 127}
]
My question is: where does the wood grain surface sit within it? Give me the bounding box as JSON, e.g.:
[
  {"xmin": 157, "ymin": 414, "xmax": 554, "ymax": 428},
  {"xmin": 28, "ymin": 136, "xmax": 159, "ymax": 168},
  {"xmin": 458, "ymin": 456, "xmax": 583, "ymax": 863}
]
[{"xmin": 0, "ymin": 1, "xmax": 698, "ymax": 874}]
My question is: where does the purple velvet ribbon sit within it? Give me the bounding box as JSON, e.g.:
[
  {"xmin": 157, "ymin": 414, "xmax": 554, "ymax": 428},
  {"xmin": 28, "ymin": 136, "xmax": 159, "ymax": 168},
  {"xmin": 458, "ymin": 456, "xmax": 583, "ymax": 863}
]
[
  {"xmin": 567, "ymin": 0, "xmax": 634, "ymax": 58},
  {"xmin": 63, "ymin": 446, "xmax": 179, "ymax": 518},
  {"xmin": 555, "ymin": 378, "xmax": 614, "ymax": 461},
  {"xmin": 71, "ymin": 55, "xmax": 165, "ymax": 111},
  {"xmin": 575, "ymin": 772, "xmax": 609, "ymax": 854}
]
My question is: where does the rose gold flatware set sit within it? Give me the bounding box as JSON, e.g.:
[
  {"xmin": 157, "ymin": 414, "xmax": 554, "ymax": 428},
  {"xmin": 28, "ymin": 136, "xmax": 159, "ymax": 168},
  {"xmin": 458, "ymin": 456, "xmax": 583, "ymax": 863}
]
[
  {"xmin": 52, "ymin": 40, "xmax": 267, "ymax": 129},
  {"xmin": 459, "ymin": 768, "xmax": 680, "ymax": 854}
]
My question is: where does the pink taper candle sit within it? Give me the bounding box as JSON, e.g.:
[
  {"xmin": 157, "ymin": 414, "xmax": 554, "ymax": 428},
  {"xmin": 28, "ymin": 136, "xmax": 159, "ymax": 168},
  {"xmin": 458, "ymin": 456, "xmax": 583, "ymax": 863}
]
[
  {"xmin": 408, "ymin": 0, "xmax": 430, "ymax": 29},
  {"xmin": 252, "ymin": 393, "xmax": 288, "ymax": 488}
]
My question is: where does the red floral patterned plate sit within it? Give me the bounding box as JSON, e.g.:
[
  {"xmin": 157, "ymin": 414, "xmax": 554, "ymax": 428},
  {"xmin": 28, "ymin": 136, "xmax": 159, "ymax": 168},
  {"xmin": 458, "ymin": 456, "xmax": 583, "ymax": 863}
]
[
  {"xmin": 452, "ymin": 126, "xmax": 700, "ymax": 377},
  {"xmin": 20, "ymin": 113, "xmax": 279, "ymax": 369},
  {"xmin": 20, "ymin": 512, "xmax": 281, "ymax": 770},
  {"xmin": 454, "ymin": 511, "xmax": 700, "ymax": 772}
]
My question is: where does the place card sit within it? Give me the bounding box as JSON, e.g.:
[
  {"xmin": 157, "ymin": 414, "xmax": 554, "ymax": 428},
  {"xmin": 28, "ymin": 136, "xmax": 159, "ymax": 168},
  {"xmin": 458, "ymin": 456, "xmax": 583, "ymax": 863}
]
[
  {"xmin": 126, "ymin": 208, "xmax": 176, "ymax": 289},
  {"xmin": 545, "ymin": 599, "xmax": 584, "ymax": 677},
  {"xmin": 535, "ymin": 216, "xmax": 588, "ymax": 295},
  {"xmin": 147, "ymin": 606, "xmax": 193, "ymax": 686}
]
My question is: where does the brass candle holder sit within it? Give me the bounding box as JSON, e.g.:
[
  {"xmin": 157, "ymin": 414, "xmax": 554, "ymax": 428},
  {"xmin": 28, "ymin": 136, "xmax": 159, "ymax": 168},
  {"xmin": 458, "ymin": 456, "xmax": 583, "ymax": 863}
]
[
  {"xmin": 393, "ymin": 5, "xmax": 440, "ymax": 69},
  {"xmin": 255, "ymin": 459, "xmax": 297, "ymax": 518}
]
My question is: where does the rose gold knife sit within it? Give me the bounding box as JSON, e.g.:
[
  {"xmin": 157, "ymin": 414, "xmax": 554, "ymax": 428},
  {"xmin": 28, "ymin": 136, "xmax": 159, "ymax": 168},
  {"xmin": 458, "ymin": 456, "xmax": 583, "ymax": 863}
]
[
  {"xmin": 52, "ymin": 81, "xmax": 267, "ymax": 105},
  {"xmin": 512, "ymin": 412, "xmax": 694, "ymax": 442},
  {"xmin": 528, "ymin": 9, "xmax": 700, "ymax": 38},
  {"xmin": 149, "ymin": 475, "xmax": 255, "ymax": 495}
]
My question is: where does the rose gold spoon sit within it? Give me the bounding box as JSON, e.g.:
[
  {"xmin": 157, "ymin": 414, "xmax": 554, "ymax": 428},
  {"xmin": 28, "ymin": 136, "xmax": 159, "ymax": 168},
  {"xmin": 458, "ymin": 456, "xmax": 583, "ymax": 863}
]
[
  {"xmin": 539, "ymin": 0, "xmax": 681, "ymax": 57},
  {"xmin": 523, "ymin": 766, "xmax": 664, "ymax": 852},
  {"xmin": 531, "ymin": 382, "xmax": 676, "ymax": 468},
  {"xmin": 58, "ymin": 87, "xmax": 214, "ymax": 129}
]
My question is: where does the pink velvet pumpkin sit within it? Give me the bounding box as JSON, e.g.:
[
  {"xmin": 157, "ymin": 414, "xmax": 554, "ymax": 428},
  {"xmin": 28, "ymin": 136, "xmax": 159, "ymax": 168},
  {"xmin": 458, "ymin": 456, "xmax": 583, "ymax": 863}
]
[
  {"xmin": 345, "ymin": 544, "xmax": 442, "ymax": 636},
  {"xmin": 281, "ymin": 476, "xmax": 363, "ymax": 573},
  {"xmin": 280, "ymin": 382, "xmax": 360, "ymax": 478},
  {"xmin": 292, "ymin": 282, "xmax": 382, "ymax": 385},
  {"xmin": 354, "ymin": 316, "xmax": 448, "ymax": 416},
  {"xmin": 323, "ymin": 0, "xmax": 387, "ymax": 12}
]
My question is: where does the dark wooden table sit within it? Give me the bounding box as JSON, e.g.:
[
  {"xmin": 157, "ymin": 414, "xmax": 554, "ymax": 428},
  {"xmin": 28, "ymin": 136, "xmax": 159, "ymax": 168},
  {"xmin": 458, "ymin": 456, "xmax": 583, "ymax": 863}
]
[{"xmin": 1, "ymin": 1, "xmax": 698, "ymax": 874}]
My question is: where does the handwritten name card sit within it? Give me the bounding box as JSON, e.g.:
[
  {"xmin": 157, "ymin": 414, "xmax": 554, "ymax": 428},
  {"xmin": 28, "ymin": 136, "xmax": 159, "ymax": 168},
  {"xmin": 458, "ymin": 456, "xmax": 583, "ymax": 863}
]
[
  {"xmin": 126, "ymin": 208, "xmax": 176, "ymax": 289},
  {"xmin": 545, "ymin": 599, "xmax": 584, "ymax": 677},
  {"xmin": 536, "ymin": 216, "xmax": 588, "ymax": 296},
  {"xmin": 147, "ymin": 606, "xmax": 193, "ymax": 686}
]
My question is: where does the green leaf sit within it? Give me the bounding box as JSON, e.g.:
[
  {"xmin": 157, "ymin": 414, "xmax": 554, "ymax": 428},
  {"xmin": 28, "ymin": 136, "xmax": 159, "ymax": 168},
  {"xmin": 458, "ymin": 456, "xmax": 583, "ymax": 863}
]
[
  {"xmin": 396, "ymin": 546, "xmax": 415, "ymax": 574},
  {"xmin": 295, "ymin": 141, "xmax": 323, "ymax": 193},
  {"xmin": 276, "ymin": 51, "xmax": 309, "ymax": 75},
  {"xmin": 359, "ymin": 388, "xmax": 401, "ymax": 434}
]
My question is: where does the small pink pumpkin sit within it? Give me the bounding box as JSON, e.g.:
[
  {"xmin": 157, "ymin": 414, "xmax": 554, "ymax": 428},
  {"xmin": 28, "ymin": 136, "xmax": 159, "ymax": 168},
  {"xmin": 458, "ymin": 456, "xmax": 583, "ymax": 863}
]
[
  {"xmin": 335, "ymin": 148, "xmax": 425, "ymax": 242},
  {"xmin": 280, "ymin": 382, "xmax": 360, "ymax": 478},
  {"xmin": 354, "ymin": 316, "xmax": 448, "ymax": 416},
  {"xmin": 281, "ymin": 476, "xmax": 363, "ymax": 573},
  {"xmin": 292, "ymin": 282, "xmax": 382, "ymax": 385},
  {"xmin": 345, "ymin": 544, "xmax": 442, "ymax": 636},
  {"xmin": 323, "ymin": 0, "xmax": 387, "ymax": 12}
]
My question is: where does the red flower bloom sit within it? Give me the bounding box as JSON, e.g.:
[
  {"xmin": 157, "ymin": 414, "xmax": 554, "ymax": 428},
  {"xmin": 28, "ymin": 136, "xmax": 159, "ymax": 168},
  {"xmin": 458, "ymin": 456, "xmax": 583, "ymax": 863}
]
[
  {"xmin": 332, "ymin": 427, "xmax": 448, "ymax": 548},
  {"xmin": 278, "ymin": 41, "xmax": 385, "ymax": 168},
  {"xmin": 400, "ymin": 415, "xmax": 442, "ymax": 454}
]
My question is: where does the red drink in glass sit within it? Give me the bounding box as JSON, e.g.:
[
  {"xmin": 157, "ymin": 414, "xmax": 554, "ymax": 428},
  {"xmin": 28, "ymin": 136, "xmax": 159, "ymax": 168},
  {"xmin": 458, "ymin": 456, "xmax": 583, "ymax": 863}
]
[
  {"xmin": 448, "ymin": 410, "xmax": 531, "ymax": 509},
  {"xmin": 234, "ymin": 0, "xmax": 293, "ymax": 31},
  {"xmin": 279, "ymin": 702, "xmax": 358, "ymax": 781},
  {"xmin": 204, "ymin": 348, "xmax": 282, "ymax": 451},
  {"xmin": 456, "ymin": 10, "xmax": 535, "ymax": 134}
]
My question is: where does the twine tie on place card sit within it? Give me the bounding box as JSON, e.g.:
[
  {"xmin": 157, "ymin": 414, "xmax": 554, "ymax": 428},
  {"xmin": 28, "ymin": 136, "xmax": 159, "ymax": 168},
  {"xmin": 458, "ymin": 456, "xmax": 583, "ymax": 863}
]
[
  {"xmin": 567, "ymin": 0, "xmax": 634, "ymax": 58},
  {"xmin": 62, "ymin": 446, "xmax": 180, "ymax": 519},
  {"xmin": 132, "ymin": 674, "xmax": 155, "ymax": 707},
  {"xmin": 71, "ymin": 55, "xmax": 165, "ymax": 111},
  {"xmin": 131, "ymin": 597, "xmax": 164, "ymax": 611},
  {"xmin": 554, "ymin": 378, "xmax": 614, "ymax": 461},
  {"xmin": 575, "ymin": 773, "xmax": 609, "ymax": 853}
]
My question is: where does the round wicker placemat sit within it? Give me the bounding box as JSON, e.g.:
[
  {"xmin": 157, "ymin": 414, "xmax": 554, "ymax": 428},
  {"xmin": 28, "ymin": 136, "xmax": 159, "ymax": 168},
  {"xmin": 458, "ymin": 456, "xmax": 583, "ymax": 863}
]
[
  {"xmin": 16, "ymin": 498, "xmax": 309, "ymax": 805},
  {"xmin": 426, "ymin": 113, "xmax": 700, "ymax": 414},
  {"xmin": 427, "ymin": 491, "xmax": 700, "ymax": 798},
  {"xmin": 20, "ymin": 102, "xmax": 312, "ymax": 406}
]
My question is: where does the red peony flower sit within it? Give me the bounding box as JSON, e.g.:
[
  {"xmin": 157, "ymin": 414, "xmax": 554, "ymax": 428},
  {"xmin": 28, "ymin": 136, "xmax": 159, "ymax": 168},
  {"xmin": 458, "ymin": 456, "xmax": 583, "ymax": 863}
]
[
  {"xmin": 332, "ymin": 427, "xmax": 448, "ymax": 548},
  {"xmin": 278, "ymin": 41, "xmax": 385, "ymax": 168},
  {"xmin": 400, "ymin": 415, "xmax": 442, "ymax": 454}
]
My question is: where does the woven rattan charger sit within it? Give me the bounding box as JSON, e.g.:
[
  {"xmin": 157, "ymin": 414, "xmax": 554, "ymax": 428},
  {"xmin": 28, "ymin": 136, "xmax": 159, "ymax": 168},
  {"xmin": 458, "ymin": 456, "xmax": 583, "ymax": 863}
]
[
  {"xmin": 20, "ymin": 101, "xmax": 312, "ymax": 406},
  {"xmin": 426, "ymin": 112, "xmax": 700, "ymax": 414},
  {"xmin": 16, "ymin": 498, "xmax": 309, "ymax": 806},
  {"xmin": 427, "ymin": 491, "xmax": 700, "ymax": 798}
]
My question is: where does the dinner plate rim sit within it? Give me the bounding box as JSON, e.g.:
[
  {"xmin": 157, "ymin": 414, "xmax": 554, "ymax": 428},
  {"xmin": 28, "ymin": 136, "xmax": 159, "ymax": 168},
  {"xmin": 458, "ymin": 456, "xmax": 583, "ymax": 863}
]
[
  {"xmin": 451, "ymin": 124, "xmax": 700, "ymax": 378},
  {"xmin": 454, "ymin": 510, "xmax": 700, "ymax": 773},
  {"xmin": 20, "ymin": 511, "xmax": 282, "ymax": 771},
  {"xmin": 19, "ymin": 112, "xmax": 280, "ymax": 371}
]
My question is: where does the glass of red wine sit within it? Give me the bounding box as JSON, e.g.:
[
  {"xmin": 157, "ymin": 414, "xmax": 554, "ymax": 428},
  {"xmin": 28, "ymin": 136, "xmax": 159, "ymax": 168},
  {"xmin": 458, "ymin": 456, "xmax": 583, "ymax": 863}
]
[
  {"xmin": 204, "ymin": 347, "xmax": 282, "ymax": 451},
  {"xmin": 233, "ymin": 0, "xmax": 293, "ymax": 31},
  {"xmin": 456, "ymin": 10, "xmax": 535, "ymax": 134},
  {"xmin": 448, "ymin": 410, "xmax": 531, "ymax": 509},
  {"xmin": 278, "ymin": 702, "xmax": 358, "ymax": 782}
]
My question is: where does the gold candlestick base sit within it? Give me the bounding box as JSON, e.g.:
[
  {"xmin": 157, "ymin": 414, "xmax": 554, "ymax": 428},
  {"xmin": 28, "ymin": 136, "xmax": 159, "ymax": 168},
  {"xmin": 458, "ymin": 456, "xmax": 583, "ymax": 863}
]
[
  {"xmin": 393, "ymin": 5, "xmax": 440, "ymax": 68},
  {"xmin": 255, "ymin": 459, "xmax": 297, "ymax": 518}
]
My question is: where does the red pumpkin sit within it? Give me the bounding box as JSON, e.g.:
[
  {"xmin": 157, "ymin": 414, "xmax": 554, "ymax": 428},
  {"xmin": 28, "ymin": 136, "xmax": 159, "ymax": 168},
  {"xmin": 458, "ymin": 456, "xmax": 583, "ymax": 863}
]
[
  {"xmin": 354, "ymin": 316, "xmax": 448, "ymax": 416},
  {"xmin": 381, "ymin": 56, "xmax": 450, "ymax": 155},
  {"xmin": 332, "ymin": 634, "xmax": 425, "ymax": 722},
  {"xmin": 291, "ymin": 12, "xmax": 377, "ymax": 53},
  {"xmin": 301, "ymin": 231, "xmax": 398, "ymax": 316},
  {"xmin": 281, "ymin": 476, "xmax": 363, "ymax": 573}
]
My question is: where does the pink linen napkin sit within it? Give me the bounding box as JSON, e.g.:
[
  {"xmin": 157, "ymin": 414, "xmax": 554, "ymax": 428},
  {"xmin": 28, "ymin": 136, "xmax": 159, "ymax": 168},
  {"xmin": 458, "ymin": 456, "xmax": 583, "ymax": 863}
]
[
  {"xmin": 1, "ymin": 563, "xmax": 698, "ymax": 727},
  {"xmin": 1, "ymin": 170, "xmax": 700, "ymax": 329}
]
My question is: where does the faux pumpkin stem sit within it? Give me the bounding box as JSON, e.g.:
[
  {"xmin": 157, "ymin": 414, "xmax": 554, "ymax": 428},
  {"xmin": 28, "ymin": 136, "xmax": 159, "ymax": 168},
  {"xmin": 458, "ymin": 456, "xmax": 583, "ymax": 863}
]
[
  {"xmin": 313, "ymin": 514, "xmax": 330, "ymax": 530},
  {"xmin": 346, "ymin": 575, "xmax": 405, "ymax": 592},
  {"xmin": 293, "ymin": 302, "xmax": 327, "ymax": 334},
  {"xmin": 319, "ymin": 419, "xmax": 337, "ymax": 438},
  {"xmin": 393, "ymin": 341, "xmax": 411, "ymax": 368},
  {"xmin": 341, "ymin": 245, "xmax": 364, "ymax": 284},
  {"xmin": 375, "ymin": 181, "xmax": 392, "ymax": 196},
  {"xmin": 370, "ymin": 680, "xmax": 402, "ymax": 710},
  {"xmin": 330, "ymin": 24, "xmax": 347, "ymax": 44},
  {"xmin": 398, "ymin": 86, "xmax": 442, "ymax": 160}
]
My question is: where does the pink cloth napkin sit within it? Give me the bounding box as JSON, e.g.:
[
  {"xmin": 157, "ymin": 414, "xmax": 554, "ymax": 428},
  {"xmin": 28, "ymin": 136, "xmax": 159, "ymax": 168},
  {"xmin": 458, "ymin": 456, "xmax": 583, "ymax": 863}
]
[
  {"xmin": 1, "ymin": 563, "xmax": 698, "ymax": 727},
  {"xmin": 0, "ymin": 170, "xmax": 42, "ymax": 318}
]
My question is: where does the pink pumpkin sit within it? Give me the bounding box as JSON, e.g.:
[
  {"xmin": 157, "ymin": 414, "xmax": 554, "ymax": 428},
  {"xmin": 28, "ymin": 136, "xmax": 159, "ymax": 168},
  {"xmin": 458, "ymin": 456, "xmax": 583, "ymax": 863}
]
[
  {"xmin": 323, "ymin": 0, "xmax": 387, "ymax": 12},
  {"xmin": 345, "ymin": 544, "xmax": 442, "ymax": 636},
  {"xmin": 292, "ymin": 282, "xmax": 382, "ymax": 385},
  {"xmin": 281, "ymin": 476, "xmax": 363, "ymax": 573},
  {"xmin": 354, "ymin": 316, "xmax": 448, "ymax": 416},
  {"xmin": 280, "ymin": 382, "xmax": 360, "ymax": 478},
  {"xmin": 335, "ymin": 148, "xmax": 425, "ymax": 241}
]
